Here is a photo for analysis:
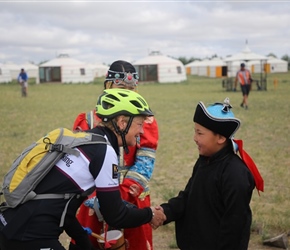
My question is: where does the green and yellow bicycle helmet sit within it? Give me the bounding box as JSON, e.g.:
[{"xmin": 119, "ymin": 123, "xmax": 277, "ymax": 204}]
[
  {"xmin": 96, "ymin": 88, "xmax": 153, "ymax": 121},
  {"xmin": 96, "ymin": 89, "xmax": 154, "ymax": 154}
]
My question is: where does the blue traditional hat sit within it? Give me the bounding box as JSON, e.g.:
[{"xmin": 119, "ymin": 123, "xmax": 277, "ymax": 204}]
[{"xmin": 193, "ymin": 97, "xmax": 240, "ymax": 138}]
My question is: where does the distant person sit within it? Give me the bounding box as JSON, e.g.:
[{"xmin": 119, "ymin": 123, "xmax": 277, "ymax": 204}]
[
  {"xmin": 69, "ymin": 60, "xmax": 159, "ymax": 250},
  {"xmin": 0, "ymin": 89, "xmax": 166, "ymax": 250},
  {"xmin": 234, "ymin": 63, "xmax": 252, "ymax": 109},
  {"xmin": 18, "ymin": 68, "xmax": 28, "ymax": 97},
  {"xmin": 152, "ymin": 98, "xmax": 264, "ymax": 250}
]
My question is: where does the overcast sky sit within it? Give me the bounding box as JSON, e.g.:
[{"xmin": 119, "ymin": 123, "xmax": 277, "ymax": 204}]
[{"xmin": 0, "ymin": 1, "xmax": 289, "ymax": 65}]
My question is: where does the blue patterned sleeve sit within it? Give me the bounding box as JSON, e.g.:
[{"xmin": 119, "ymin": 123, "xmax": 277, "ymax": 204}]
[{"xmin": 123, "ymin": 147, "xmax": 156, "ymax": 194}]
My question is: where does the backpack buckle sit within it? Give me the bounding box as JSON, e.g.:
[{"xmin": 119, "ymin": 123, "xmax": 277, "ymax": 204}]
[{"xmin": 49, "ymin": 144, "xmax": 64, "ymax": 152}]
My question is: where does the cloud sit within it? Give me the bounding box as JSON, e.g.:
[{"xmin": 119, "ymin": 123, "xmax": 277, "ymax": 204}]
[{"xmin": 0, "ymin": 1, "xmax": 289, "ymax": 65}]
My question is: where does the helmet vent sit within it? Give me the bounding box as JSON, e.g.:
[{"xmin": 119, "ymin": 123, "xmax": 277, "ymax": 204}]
[
  {"xmin": 102, "ymin": 101, "xmax": 115, "ymax": 110},
  {"xmin": 130, "ymin": 100, "xmax": 142, "ymax": 108},
  {"xmin": 137, "ymin": 97, "xmax": 147, "ymax": 106},
  {"xmin": 106, "ymin": 94, "xmax": 120, "ymax": 102},
  {"xmin": 118, "ymin": 92, "xmax": 129, "ymax": 97}
]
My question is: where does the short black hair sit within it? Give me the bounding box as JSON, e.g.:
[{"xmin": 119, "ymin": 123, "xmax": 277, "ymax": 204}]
[{"xmin": 109, "ymin": 60, "xmax": 136, "ymax": 73}]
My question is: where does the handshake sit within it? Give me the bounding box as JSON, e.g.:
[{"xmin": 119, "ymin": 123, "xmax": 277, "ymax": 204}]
[{"xmin": 150, "ymin": 206, "xmax": 166, "ymax": 230}]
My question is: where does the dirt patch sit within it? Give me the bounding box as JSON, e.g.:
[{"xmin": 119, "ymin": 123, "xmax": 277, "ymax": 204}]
[
  {"xmin": 60, "ymin": 229, "xmax": 279, "ymax": 250},
  {"xmin": 152, "ymin": 228, "xmax": 276, "ymax": 250}
]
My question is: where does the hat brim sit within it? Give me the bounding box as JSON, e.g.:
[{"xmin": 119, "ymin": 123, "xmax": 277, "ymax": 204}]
[{"xmin": 193, "ymin": 102, "xmax": 240, "ymax": 138}]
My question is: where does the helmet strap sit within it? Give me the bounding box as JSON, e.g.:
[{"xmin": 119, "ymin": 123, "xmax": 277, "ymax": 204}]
[{"xmin": 111, "ymin": 117, "xmax": 134, "ymax": 154}]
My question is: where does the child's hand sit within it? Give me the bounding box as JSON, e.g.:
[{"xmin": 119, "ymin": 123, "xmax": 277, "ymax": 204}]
[{"xmin": 129, "ymin": 184, "xmax": 140, "ymax": 197}]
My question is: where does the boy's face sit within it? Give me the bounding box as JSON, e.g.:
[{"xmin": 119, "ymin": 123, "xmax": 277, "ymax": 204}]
[{"xmin": 194, "ymin": 123, "xmax": 225, "ymax": 157}]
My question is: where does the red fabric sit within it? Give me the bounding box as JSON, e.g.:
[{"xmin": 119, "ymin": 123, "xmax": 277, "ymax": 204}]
[
  {"xmin": 233, "ymin": 139, "xmax": 264, "ymax": 194},
  {"xmin": 118, "ymin": 178, "xmax": 152, "ymax": 249},
  {"xmin": 71, "ymin": 110, "xmax": 159, "ymax": 250},
  {"xmin": 73, "ymin": 113, "xmax": 90, "ymax": 131},
  {"xmin": 122, "ymin": 195, "xmax": 152, "ymax": 249},
  {"xmin": 140, "ymin": 117, "xmax": 159, "ymax": 149},
  {"xmin": 119, "ymin": 178, "xmax": 144, "ymax": 204}
]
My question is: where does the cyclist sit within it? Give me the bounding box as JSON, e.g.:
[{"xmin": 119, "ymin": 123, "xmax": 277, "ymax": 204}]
[{"xmin": 0, "ymin": 89, "xmax": 166, "ymax": 250}]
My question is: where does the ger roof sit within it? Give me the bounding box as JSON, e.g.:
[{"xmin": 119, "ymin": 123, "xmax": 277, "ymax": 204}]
[
  {"xmin": 224, "ymin": 45, "xmax": 267, "ymax": 62},
  {"xmin": 134, "ymin": 52, "xmax": 183, "ymax": 65},
  {"xmin": 40, "ymin": 54, "xmax": 88, "ymax": 67}
]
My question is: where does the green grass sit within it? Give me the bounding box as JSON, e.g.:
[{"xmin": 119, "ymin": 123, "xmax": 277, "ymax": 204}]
[{"xmin": 1, "ymin": 72, "xmax": 290, "ymax": 248}]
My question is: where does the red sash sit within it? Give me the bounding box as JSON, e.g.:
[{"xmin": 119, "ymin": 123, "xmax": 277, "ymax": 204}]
[{"xmin": 233, "ymin": 139, "xmax": 264, "ymax": 194}]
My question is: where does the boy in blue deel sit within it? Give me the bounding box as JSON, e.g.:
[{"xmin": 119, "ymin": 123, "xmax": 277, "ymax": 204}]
[{"xmin": 157, "ymin": 97, "xmax": 264, "ymax": 250}]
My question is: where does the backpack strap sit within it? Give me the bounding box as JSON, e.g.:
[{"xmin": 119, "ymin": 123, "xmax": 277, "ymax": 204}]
[
  {"xmin": 0, "ymin": 193, "xmax": 75, "ymax": 212},
  {"xmin": 33, "ymin": 186, "xmax": 95, "ymax": 227},
  {"xmin": 45, "ymin": 143, "xmax": 80, "ymax": 156},
  {"xmin": 59, "ymin": 194, "xmax": 76, "ymax": 227},
  {"xmin": 29, "ymin": 192, "xmax": 75, "ymax": 201}
]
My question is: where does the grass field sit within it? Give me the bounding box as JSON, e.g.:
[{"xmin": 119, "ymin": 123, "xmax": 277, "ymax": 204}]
[{"xmin": 1, "ymin": 72, "xmax": 290, "ymax": 249}]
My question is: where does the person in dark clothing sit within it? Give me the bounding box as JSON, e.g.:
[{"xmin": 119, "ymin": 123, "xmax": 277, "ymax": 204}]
[
  {"xmin": 154, "ymin": 97, "xmax": 264, "ymax": 250},
  {"xmin": 0, "ymin": 89, "xmax": 166, "ymax": 250}
]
